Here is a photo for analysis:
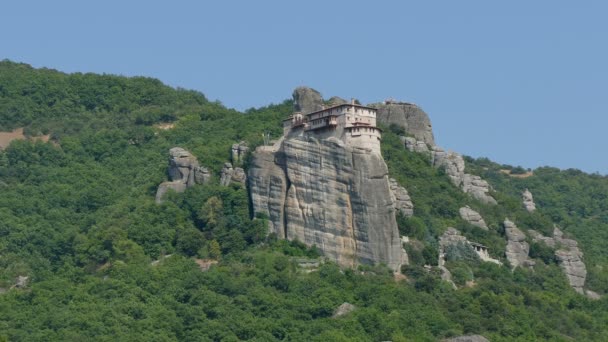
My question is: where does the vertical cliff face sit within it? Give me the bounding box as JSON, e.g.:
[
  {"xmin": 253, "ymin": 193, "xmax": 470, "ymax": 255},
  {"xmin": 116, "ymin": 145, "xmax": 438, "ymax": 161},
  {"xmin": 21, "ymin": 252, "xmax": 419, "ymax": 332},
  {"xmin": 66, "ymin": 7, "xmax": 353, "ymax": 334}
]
[{"xmin": 249, "ymin": 136, "xmax": 403, "ymax": 271}]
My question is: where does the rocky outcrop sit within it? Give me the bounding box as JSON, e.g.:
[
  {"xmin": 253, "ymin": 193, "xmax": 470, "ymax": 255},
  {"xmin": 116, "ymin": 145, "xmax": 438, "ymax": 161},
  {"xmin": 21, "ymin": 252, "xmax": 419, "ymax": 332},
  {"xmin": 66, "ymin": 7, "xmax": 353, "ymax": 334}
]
[
  {"xmin": 522, "ymin": 188, "xmax": 536, "ymax": 212},
  {"xmin": 155, "ymin": 147, "xmax": 211, "ymax": 203},
  {"xmin": 504, "ymin": 219, "xmax": 535, "ymax": 269},
  {"xmin": 231, "ymin": 141, "xmax": 249, "ymax": 164},
  {"xmin": 220, "ymin": 162, "xmax": 246, "ymax": 186},
  {"xmin": 11, "ymin": 276, "xmax": 29, "ymax": 289},
  {"xmin": 370, "ymin": 101, "xmax": 435, "ymax": 145},
  {"xmin": 389, "ymin": 178, "xmax": 414, "ymax": 217},
  {"xmin": 293, "ymin": 86, "xmax": 324, "ymax": 114},
  {"xmin": 432, "ymin": 147, "xmax": 497, "ymax": 204},
  {"xmin": 459, "ymin": 206, "xmax": 488, "ymax": 230},
  {"xmin": 249, "ymin": 136, "xmax": 403, "ymax": 272},
  {"xmin": 332, "ymin": 302, "xmax": 356, "ymax": 318},
  {"xmin": 326, "ymin": 96, "xmax": 348, "ymax": 107},
  {"xmin": 401, "ymin": 136, "xmax": 429, "ymax": 153},
  {"xmin": 443, "ymin": 336, "xmax": 489, "ymax": 342},
  {"xmin": 530, "ymin": 227, "xmax": 587, "ymax": 294}
]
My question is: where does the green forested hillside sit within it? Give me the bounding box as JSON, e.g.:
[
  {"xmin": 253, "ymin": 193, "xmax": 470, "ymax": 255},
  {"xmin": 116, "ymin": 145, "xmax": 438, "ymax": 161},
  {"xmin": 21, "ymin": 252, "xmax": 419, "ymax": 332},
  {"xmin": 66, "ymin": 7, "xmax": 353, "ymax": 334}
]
[{"xmin": 1, "ymin": 61, "xmax": 607, "ymax": 341}]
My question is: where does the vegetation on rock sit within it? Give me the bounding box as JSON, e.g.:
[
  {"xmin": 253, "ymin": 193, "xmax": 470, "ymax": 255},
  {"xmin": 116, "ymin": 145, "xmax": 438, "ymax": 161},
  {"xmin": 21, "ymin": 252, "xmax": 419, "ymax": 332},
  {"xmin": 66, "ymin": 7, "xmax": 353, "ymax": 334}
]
[{"xmin": 1, "ymin": 61, "xmax": 607, "ymax": 341}]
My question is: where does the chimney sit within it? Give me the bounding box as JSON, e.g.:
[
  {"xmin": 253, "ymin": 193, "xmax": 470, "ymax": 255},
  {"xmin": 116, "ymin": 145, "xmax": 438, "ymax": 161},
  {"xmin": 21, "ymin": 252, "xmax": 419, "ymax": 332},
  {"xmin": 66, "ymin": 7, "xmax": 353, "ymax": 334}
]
[{"xmin": 351, "ymin": 98, "xmax": 355, "ymax": 105}]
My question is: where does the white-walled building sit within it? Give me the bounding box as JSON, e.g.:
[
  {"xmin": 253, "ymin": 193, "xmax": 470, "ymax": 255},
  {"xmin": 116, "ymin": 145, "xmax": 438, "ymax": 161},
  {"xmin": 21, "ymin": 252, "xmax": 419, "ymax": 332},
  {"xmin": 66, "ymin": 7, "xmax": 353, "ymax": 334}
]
[{"xmin": 282, "ymin": 99, "xmax": 382, "ymax": 153}]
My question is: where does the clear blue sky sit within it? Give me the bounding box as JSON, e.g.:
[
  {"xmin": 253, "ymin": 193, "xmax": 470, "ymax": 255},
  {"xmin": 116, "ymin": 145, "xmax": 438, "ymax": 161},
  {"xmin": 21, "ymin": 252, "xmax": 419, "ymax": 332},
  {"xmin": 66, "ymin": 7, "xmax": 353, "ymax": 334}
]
[{"xmin": 2, "ymin": 1, "xmax": 607, "ymax": 173}]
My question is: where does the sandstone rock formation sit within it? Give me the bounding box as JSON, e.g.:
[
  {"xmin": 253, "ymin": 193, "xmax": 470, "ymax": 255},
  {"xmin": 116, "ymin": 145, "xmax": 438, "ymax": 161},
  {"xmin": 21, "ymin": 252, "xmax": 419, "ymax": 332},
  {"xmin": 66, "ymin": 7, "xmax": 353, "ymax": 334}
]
[
  {"xmin": 249, "ymin": 136, "xmax": 403, "ymax": 271},
  {"xmin": 401, "ymin": 136, "xmax": 430, "ymax": 153},
  {"xmin": 326, "ymin": 96, "xmax": 348, "ymax": 107},
  {"xmin": 293, "ymin": 86, "xmax": 324, "ymax": 114},
  {"xmin": 155, "ymin": 147, "xmax": 211, "ymax": 203},
  {"xmin": 432, "ymin": 147, "xmax": 497, "ymax": 204},
  {"xmin": 529, "ymin": 226, "xmax": 587, "ymax": 294},
  {"xmin": 504, "ymin": 219, "xmax": 535, "ymax": 269},
  {"xmin": 220, "ymin": 162, "xmax": 246, "ymax": 186},
  {"xmin": 231, "ymin": 141, "xmax": 249, "ymax": 164},
  {"xmin": 389, "ymin": 178, "xmax": 414, "ymax": 217},
  {"xmin": 332, "ymin": 302, "xmax": 356, "ymax": 318},
  {"xmin": 522, "ymin": 188, "xmax": 536, "ymax": 212},
  {"xmin": 459, "ymin": 206, "xmax": 488, "ymax": 230},
  {"xmin": 12, "ymin": 276, "xmax": 29, "ymax": 289},
  {"xmin": 370, "ymin": 101, "xmax": 435, "ymax": 145}
]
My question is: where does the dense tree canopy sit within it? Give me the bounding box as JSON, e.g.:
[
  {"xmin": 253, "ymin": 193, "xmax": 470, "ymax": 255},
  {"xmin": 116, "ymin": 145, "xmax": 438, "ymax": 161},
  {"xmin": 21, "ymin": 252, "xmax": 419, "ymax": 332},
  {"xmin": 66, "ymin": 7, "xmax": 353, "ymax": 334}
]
[{"xmin": 1, "ymin": 61, "xmax": 607, "ymax": 341}]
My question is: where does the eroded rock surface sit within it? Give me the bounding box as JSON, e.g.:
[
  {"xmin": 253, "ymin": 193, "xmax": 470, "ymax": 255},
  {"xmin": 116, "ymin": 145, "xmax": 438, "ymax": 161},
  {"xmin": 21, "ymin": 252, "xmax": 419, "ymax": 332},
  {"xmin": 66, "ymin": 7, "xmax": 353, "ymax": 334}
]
[
  {"xmin": 389, "ymin": 178, "xmax": 414, "ymax": 217},
  {"xmin": 504, "ymin": 219, "xmax": 535, "ymax": 269},
  {"xmin": 249, "ymin": 136, "xmax": 403, "ymax": 271},
  {"xmin": 326, "ymin": 96, "xmax": 348, "ymax": 107},
  {"xmin": 155, "ymin": 147, "xmax": 211, "ymax": 203},
  {"xmin": 332, "ymin": 302, "xmax": 356, "ymax": 318},
  {"xmin": 522, "ymin": 188, "xmax": 536, "ymax": 212},
  {"xmin": 370, "ymin": 101, "xmax": 435, "ymax": 145},
  {"xmin": 231, "ymin": 141, "xmax": 249, "ymax": 164},
  {"xmin": 459, "ymin": 206, "xmax": 488, "ymax": 230},
  {"xmin": 293, "ymin": 86, "xmax": 324, "ymax": 114},
  {"xmin": 220, "ymin": 162, "xmax": 246, "ymax": 186},
  {"xmin": 530, "ymin": 227, "xmax": 587, "ymax": 293},
  {"xmin": 401, "ymin": 136, "xmax": 429, "ymax": 153},
  {"xmin": 432, "ymin": 147, "xmax": 497, "ymax": 204}
]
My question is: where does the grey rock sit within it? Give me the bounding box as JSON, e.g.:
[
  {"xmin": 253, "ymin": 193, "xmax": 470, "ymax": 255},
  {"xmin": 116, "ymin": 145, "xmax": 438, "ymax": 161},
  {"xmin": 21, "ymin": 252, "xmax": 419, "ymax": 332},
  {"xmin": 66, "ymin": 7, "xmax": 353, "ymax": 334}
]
[
  {"xmin": 220, "ymin": 162, "xmax": 246, "ymax": 186},
  {"xmin": 155, "ymin": 182, "xmax": 187, "ymax": 203},
  {"xmin": 249, "ymin": 136, "xmax": 403, "ymax": 272},
  {"xmin": 370, "ymin": 101, "xmax": 435, "ymax": 145},
  {"xmin": 432, "ymin": 147, "xmax": 497, "ymax": 205},
  {"xmin": 522, "ymin": 188, "xmax": 536, "ymax": 212},
  {"xmin": 443, "ymin": 336, "xmax": 490, "ymax": 342},
  {"xmin": 462, "ymin": 174, "xmax": 497, "ymax": 205},
  {"xmin": 389, "ymin": 178, "xmax": 414, "ymax": 217},
  {"xmin": 231, "ymin": 141, "xmax": 249, "ymax": 164},
  {"xmin": 10, "ymin": 276, "xmax": 29, "ymax": 289},
  {"xmin": 326, "ymin": 96, "xmax": 348, "ymax": 107},
  {"xmin": 504, "ymin": 219, "xmax": 535, "ymax": 269},
  {"xmin": 155, "ymin": 148, "xmax": 210, "ymax": 203},
  {"xmin": 15, "ymin": 276, "xmax": 28, "ymax": 288},
  {"xmin": 332, "ymin": 302, "xmax": 356, "ymax": 318},
  {"xmin": 293, "ymin": 86, "xmax": 324, "ymax": 114},
  {"xmin": 585, "ymin": 289, "xmax": 601, "ymax": 300},
  {"xmin": 459, "ymin": 206, "xmax": 488, "ymax": 230},
  {"xmin": 553, "ymin": 227, "xmax": 586, "ymax": 293},
  {"xmin": 402, "ymin": 136, "xmax": 429, "ymax": 153},
  {"xmin": 530, "ymin": 226, "xmax": 587, "ymax": 293}
]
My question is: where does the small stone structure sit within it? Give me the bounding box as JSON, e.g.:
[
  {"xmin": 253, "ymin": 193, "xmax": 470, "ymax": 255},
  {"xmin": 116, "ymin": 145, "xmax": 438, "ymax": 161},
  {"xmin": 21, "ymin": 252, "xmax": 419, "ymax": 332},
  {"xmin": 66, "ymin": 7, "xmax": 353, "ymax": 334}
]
[{"xmin": 439, "ymin": 228, "xmax": 501, "ymax": 266}]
